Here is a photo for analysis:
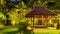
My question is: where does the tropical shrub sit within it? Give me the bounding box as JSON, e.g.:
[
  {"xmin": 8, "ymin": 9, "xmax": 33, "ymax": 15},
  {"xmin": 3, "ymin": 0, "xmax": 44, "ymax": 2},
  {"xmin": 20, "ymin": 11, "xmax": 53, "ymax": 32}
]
[
  {"xmin": 20, "ymin": 19, "xmax": 28, "ymax": 25},
  {"xmin": 20, "ymin": 19, "xmax": 29, "ymax": 30},
  {"xmin": 48, "ymin": 23, "xmax": 54, "ymax": 27},
  {"xmin": 38, "ymin": 19, "xmax": 42, "ymax": 25}
]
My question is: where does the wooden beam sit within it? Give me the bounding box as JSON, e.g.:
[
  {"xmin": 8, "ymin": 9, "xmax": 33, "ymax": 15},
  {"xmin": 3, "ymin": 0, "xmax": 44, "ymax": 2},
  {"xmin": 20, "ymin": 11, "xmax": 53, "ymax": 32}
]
[
  {"xmin": 46, "ymin": 15, "xmax": 50, "ymax": 27},
  {"xmin": 33, "ymin": 15, "xmax": 34, "ymax": 27},
  {"xmin": 42, "ymin": 15, "xmax": 44, "ymax": 26}
]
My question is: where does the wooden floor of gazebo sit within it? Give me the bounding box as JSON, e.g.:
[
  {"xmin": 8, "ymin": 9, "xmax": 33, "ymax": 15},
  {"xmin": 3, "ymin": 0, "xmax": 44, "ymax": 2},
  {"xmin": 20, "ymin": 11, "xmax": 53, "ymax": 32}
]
[{"xmin": 32, "ymin": 25, "xmax": 47, "ymax": 28}]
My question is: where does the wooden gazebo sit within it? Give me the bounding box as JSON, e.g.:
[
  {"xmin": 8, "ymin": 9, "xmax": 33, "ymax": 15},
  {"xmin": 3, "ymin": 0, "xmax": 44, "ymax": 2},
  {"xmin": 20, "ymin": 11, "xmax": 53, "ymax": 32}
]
[{"xmin": 25, "ymin": 6, "xmax": 57, "ymax": 27}]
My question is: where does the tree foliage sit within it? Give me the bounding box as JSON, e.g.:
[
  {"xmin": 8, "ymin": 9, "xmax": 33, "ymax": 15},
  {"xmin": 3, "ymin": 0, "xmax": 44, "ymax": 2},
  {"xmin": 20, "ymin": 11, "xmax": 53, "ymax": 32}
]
[{"xmin": 0, "ymin": 0, "xmax": 60, "ymax": 25}]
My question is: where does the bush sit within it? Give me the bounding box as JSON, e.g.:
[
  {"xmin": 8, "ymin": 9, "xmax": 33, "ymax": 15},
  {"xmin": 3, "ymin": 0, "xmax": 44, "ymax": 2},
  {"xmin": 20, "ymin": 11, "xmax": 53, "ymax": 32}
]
[
  {"xmin": 20, "ymin": 19, "xmax": 29, "ymax": 26},
  {"xmin": 52, "ymin": 19, "xmax": 59, "ymax": 23},
  {"xmin": 38, "ymin": 19, "xmax": 42, "ymax": 25},
  {"xmin": 19, "ymin": 19, "xmax": 29, "ymax": 30},
  {"xmin": 48, "ymin": 23, "xmax": 54, "ymax": 27}
]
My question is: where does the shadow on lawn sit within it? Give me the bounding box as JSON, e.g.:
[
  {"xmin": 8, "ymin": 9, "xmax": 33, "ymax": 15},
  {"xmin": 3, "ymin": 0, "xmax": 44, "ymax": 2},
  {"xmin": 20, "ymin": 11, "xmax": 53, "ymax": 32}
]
[
  {"xmin": 0, "ymin": 28, "xmax": 7, "ymax": 31},
  {"xmin": 0, "ymin": 26, "xmax": 34, "ymax": 34},
  {"xmin": 0, "ymin": 26, "xmax": 22, "ymax": 34},
  {"xmin": 3, "ymin": 30, "xmax": 34, "ymax": 34},
  {"xmin": 3, "ymin": 31, "xmax": 19, "ymax": 34}
]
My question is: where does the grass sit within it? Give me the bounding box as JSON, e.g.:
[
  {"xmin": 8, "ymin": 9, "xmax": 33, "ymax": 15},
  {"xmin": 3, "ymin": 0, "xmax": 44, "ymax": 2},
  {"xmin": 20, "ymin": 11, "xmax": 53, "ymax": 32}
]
[
  {"xmin": 0, "ymin": 25, "xmax": 33, "ymax": 34},
  {"xmin": 34, "ymin": 29, "xmax": 60, "ymax": 34},
  {"xmin": 0, "ymin": 25, "xmax": 23, "ymax": 34},
  {"xmin": 0, "ymin": 25, "xmax": 60, "ymax": 34}
]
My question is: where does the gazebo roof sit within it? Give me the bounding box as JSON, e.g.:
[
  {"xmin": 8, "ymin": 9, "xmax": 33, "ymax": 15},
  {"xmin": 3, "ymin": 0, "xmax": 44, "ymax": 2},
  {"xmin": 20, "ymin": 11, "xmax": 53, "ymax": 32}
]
[{"xmin": 25, "ymin": 6, "xmax": 57, "ymax": 18}]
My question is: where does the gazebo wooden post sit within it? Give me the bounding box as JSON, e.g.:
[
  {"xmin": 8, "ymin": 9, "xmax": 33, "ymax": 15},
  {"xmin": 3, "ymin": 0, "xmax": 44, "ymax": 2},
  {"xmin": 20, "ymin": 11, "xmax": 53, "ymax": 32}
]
[
  {"xmin": 46, "ymin": 15, "xmax": 50, "ymax": 27},
  {"xmin": 31, "ymin": 18, "xmax": 32, "ymax": 25},
  {"xmin": 48, "ymin": 15, "xmax": 50, "ymax": 19},
  {"xmin": 42, "ymin": 15, "xmax": 44, "ymax": 26},
  {"xmin": 33, "ymin": 15, "xmax": 34, "ymax": 27},
  {"xmin": 26, "ymin": 18, "xmax": 27, "ymax": 20}
]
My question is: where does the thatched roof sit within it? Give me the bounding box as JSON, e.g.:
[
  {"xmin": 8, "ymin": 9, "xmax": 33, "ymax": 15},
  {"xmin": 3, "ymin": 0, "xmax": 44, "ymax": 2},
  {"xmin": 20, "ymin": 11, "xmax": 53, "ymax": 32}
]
[{"xmin": 25, "ymin": 6, "xmax": 57, "ymax": 18}]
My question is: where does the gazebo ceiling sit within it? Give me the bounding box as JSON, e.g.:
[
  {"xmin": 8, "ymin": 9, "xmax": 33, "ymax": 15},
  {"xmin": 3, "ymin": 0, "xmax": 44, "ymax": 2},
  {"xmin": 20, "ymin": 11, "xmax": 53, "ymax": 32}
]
[{"xmin": 25, "ymin": 6, "xmax": 57, "ymax": 18}]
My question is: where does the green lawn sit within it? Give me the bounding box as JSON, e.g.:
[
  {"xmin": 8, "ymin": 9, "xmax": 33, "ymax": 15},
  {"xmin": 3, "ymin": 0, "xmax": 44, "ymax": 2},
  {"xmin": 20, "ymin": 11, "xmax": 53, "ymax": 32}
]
[
  {"xmin": 0, "ymin": 25, "xmax": 23, "ymax": 34},
  {"xmin": 0, "ymin": 26, "xmax": 60, "ymax": 34},
  {"xmin": 34, "ymin": 29, "xmax": 60, "ymax": 34}
]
